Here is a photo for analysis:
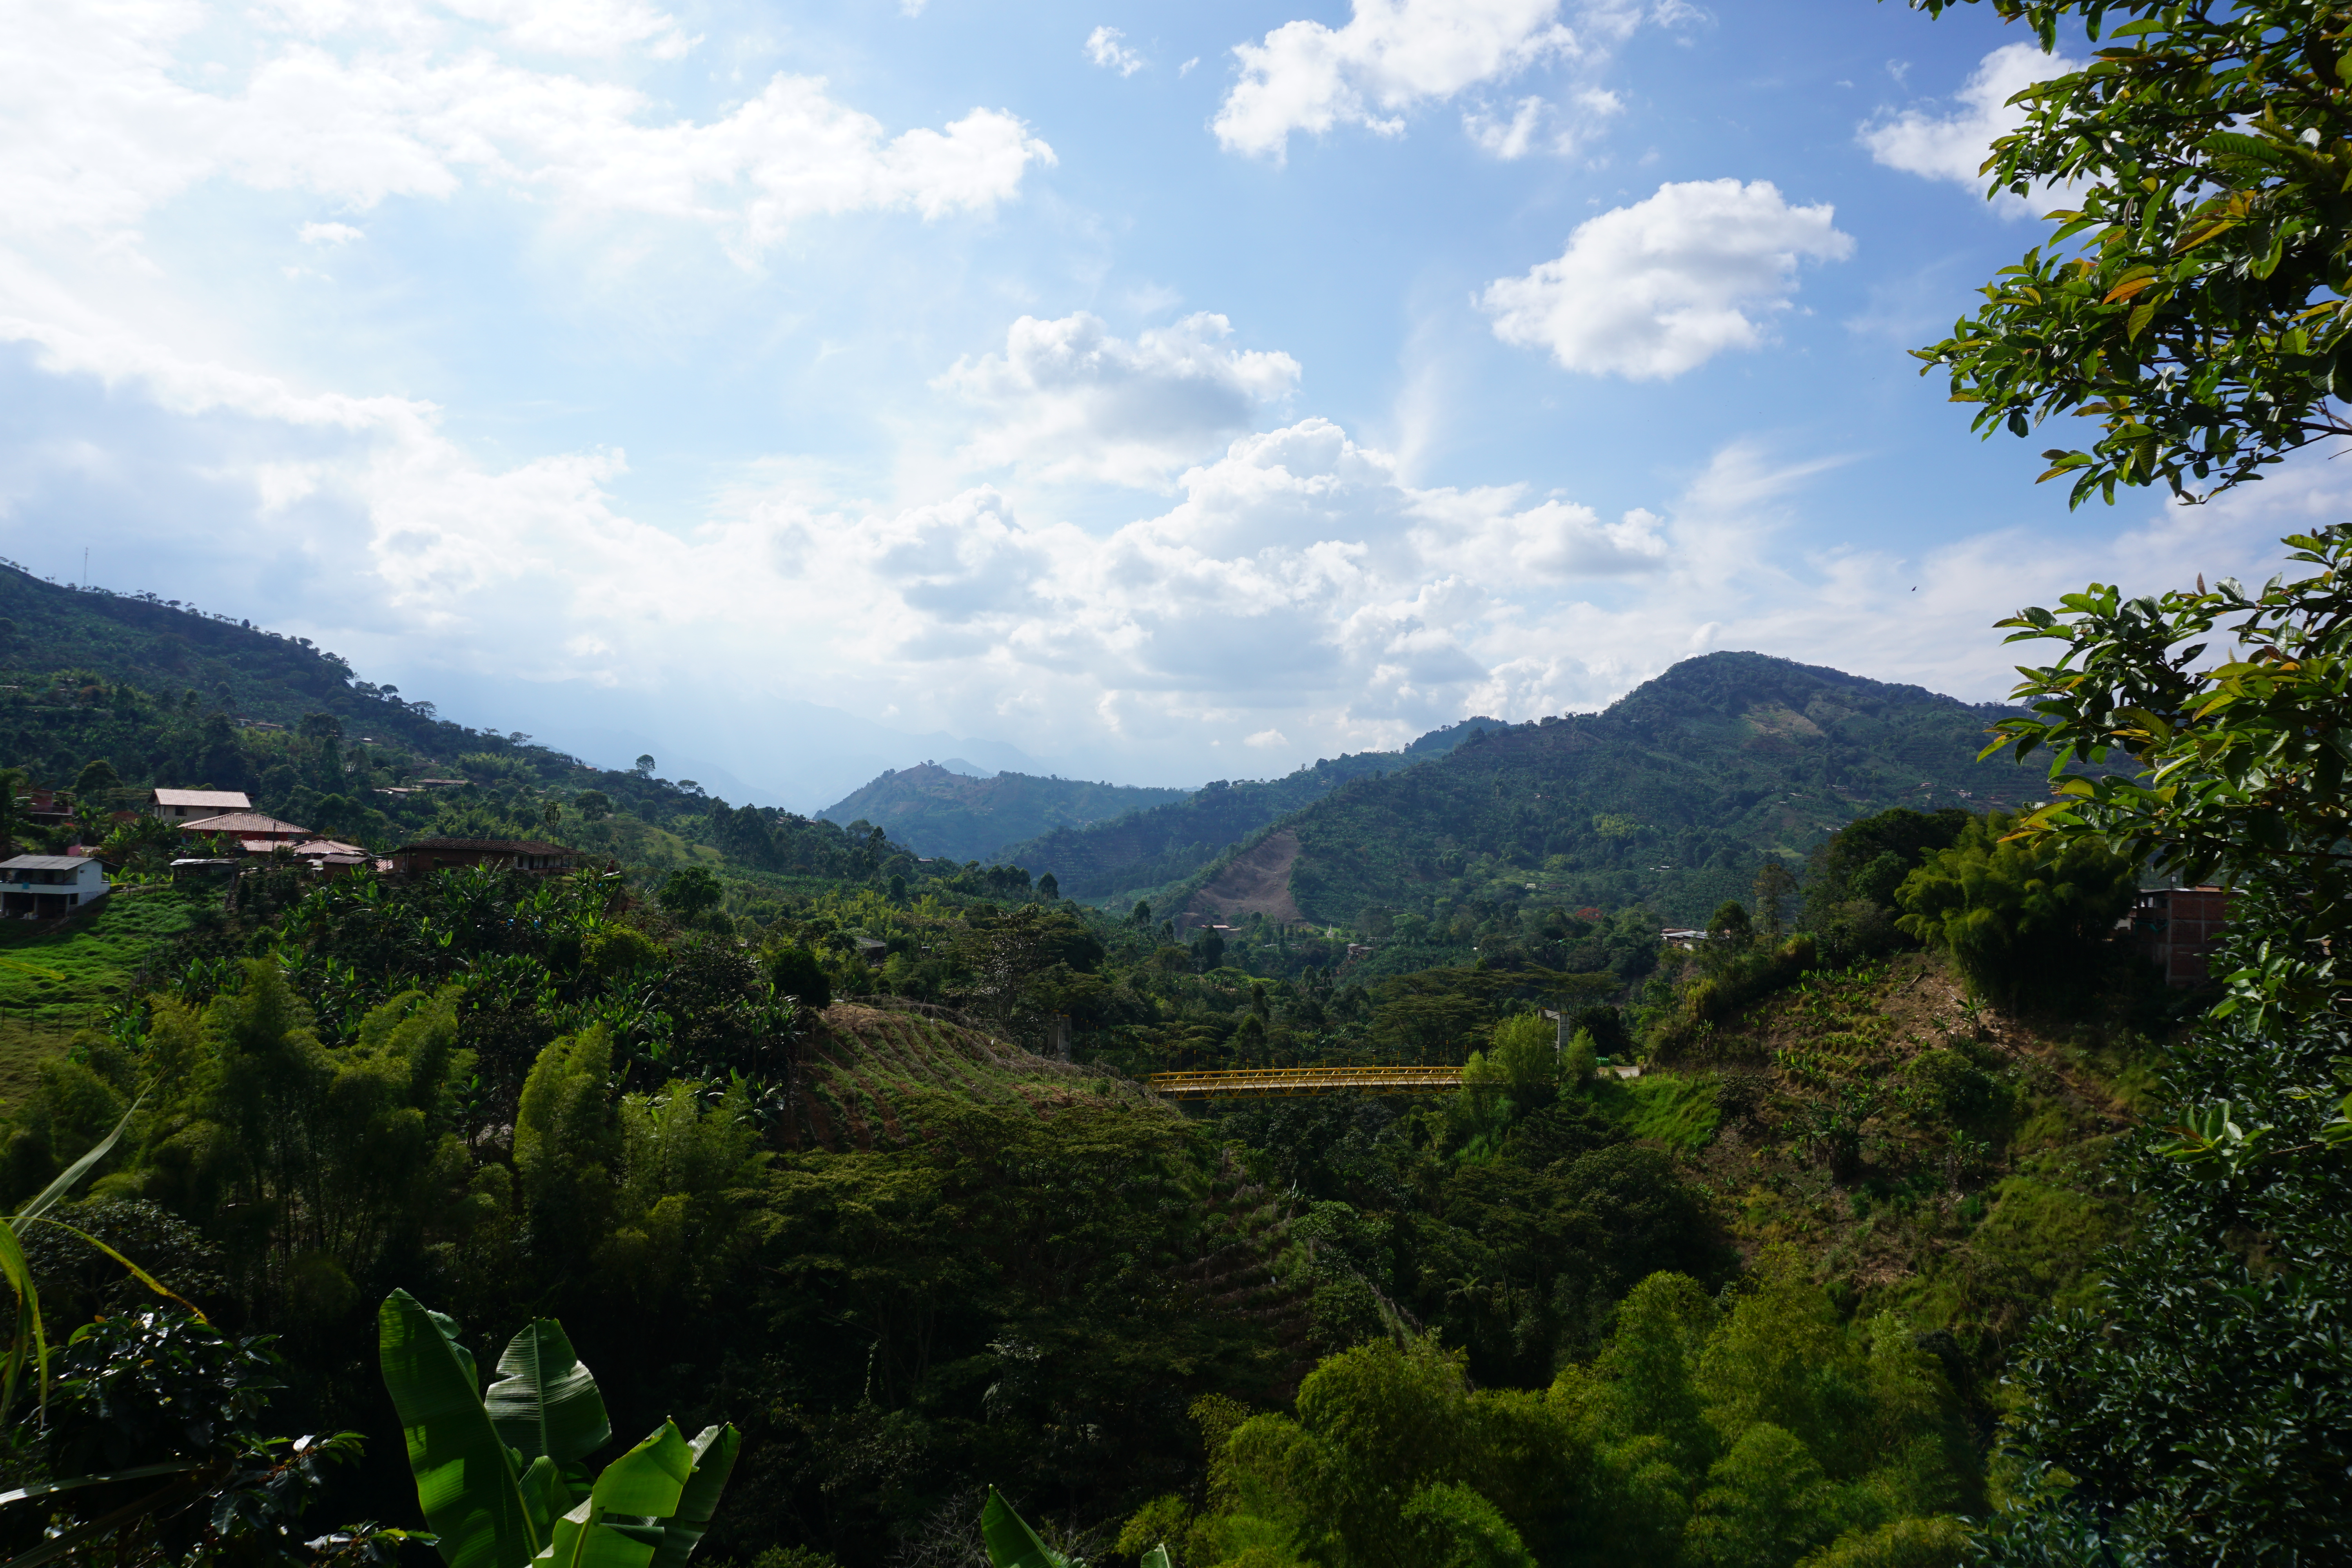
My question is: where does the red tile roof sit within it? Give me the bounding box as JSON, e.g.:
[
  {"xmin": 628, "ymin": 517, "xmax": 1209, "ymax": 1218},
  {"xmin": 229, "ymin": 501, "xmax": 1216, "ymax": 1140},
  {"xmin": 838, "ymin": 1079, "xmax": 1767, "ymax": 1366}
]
[{"xmin": 180, "ymin": 813, "xmax": 308, "ymax": 836}]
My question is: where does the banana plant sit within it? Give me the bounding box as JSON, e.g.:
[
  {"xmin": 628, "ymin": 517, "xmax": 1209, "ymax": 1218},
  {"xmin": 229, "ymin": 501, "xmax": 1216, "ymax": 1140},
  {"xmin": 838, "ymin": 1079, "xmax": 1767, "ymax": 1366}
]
[
  {"xmin": 981, "ymin": 1487, "xmax": 1169, "ymax": 1568},
  {"xmin": 2, "ymin": 1097, "xmax": 188, "ymax": 1422},
  {"xmin": 379, "ymin": 1291, "xmax": 739, "ymax": 1568}
]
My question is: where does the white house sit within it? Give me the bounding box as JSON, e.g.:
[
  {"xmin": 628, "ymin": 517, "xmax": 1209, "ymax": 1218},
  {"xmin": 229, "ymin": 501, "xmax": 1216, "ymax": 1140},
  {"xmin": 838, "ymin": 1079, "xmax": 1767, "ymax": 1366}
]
[
  {"xmin": 0, "ymin": 855, "xmax": 110, "ymax": 919},
  {"xmin": 150, "ymin": 788, "xmax": 252, "ymax": 821}
]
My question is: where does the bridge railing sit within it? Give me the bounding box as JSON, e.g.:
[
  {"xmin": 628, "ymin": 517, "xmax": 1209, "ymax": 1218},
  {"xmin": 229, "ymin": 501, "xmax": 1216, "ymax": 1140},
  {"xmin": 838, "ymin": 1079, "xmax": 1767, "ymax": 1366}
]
[{"xmin": 1146, "ymin": 1066, "xmax": 1465, "ymax": 1099}]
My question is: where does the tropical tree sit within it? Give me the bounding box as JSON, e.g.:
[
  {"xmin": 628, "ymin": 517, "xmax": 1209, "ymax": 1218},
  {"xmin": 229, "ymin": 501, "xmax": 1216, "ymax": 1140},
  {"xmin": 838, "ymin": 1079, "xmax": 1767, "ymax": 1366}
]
[
  {"xmin": 1900, "ymin": 1, "xmax": 2352, "ymax": 1554},
  {"xmin": 1890, "ymin": 812, "xmax": 2138, "ymax": 1005},
  {"xmin": 658, "ymin": 867, "xmax": 723, "ymax": 924},
  {"xmin": 1911, "ymin": 0, "xmax": 2352, "ymax": 504}
]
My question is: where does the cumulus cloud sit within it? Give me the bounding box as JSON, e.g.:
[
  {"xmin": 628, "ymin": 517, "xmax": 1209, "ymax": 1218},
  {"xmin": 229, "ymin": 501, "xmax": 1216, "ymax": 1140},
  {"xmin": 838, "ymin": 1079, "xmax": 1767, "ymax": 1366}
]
[
  {"xmin": 2, "ymin": 294, "xmax": 2323, "ymax": 784},
  {"xmin": 1479, "ymin": 179, "xmax": 1853, "ymax": 379},
  {"xmin": 936, "ymin": 312, "xmax": 1301, "ymax": 486},
  {"xmin": 0, "ymin": 4, "xmax": 1053, "ymax": 258},
  {"xmin": 1215, "ymin": 0, "xmax": 1580, "ymax": 160},
  {"xmin": 1858, "ymin": 42, "xmax": 2082, "ymax": 216},
  {"xmin": 1085, "ymin": 27, "xmax": 1146, "ymax": 76}
]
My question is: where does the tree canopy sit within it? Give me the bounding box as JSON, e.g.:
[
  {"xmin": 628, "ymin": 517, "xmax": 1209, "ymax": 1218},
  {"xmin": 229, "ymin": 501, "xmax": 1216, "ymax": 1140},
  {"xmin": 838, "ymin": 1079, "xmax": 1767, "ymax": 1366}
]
[{"xmin": 1912, "ymin": 0, "xmax": 2352, "ymax": 503}]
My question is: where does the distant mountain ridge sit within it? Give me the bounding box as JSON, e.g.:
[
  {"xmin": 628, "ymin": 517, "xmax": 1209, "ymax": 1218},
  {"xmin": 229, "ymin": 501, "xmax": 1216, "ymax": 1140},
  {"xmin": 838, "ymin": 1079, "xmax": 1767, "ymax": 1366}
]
[
  {"xmin": 995, "ymin": 718, "xmax": 1507, "ymax": 900},
  {"xmin": 1154, "ymin": 651, "xmax": 2049, "ymax": 929},
  {"xmin": 816, "ymin": 764, "xmax": 1194, "ymax": 863}
]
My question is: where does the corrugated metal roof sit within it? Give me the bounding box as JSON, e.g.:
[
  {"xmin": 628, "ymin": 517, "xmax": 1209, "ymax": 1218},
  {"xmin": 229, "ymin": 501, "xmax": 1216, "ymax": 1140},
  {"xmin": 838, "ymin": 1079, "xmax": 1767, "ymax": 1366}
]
[
  {"xmin": 152, "ymin": 789, "xmax": 252, "ymax": 808},
  {"xmin": 1, "ymin": 856, "xmax": 100, "ymax": 872}
]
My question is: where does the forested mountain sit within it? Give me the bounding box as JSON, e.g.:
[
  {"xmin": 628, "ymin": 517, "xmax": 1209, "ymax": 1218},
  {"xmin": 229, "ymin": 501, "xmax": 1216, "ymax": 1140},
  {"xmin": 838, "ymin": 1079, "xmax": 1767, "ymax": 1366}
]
[
  {"xmin": 815, "ymin": 763, "xmax": 1192, "ymax": 860},
  {"xmin": 1160, "ymin": 652, "xmax": 2051, "ymax": 930},
  {"xmin": 997, "ymin": 721, "xmax": 1508, "ymax": 901}
]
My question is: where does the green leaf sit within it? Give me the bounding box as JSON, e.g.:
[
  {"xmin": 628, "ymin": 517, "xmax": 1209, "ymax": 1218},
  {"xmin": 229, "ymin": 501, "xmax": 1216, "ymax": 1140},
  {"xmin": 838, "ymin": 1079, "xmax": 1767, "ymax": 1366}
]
[
  {"xmin": 535, "ymin": 1499, "xmax": 660, "ymax": 1568},
  {"xmin": 0, "ymin": 1217, "xmax": 46, "ymax": 1424},
  {"xmin": 379, "ymin": 1290, "xmax": 538, "ymax": 1568},
  {"xmin": 487, "ymin": 1319, "xmax": 612, "ymax": 1468},
  {"xmin": 1140, "ymin": 1548, "xmax": 1172, "ymax": 1568},
  {"xmin": 645, "ymin": 1425, "xmax": 741, "ymax": 1568},
  {"xmin": 982, "ymin": 1488, "xmax": 1062, "ymax": 1568},
  {"xmin": 518, "ymin": 1455, "xmax": 570, "ymax": 1548},
  {"xmin": 16, "ymin": 1095, "xmax": 144, "ymax": 1223},
  {"xmin": 589, "ymin": 1422, "xmax": 693, "ymax": 1518}
]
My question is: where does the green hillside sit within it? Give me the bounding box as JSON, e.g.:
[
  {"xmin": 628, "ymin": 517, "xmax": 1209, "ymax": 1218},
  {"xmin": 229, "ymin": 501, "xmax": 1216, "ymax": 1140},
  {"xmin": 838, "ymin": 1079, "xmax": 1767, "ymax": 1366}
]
[
  {"xmin": 815, "ymin": 763, "xmax": 1192, "ymax": 861},
  {"xmin": 998, "ymin": 721, "xmax": 1506, "ymax": 902},
  {"xmin": 0, "ymin": 561, "xmax": 916, "ymax": 884},
  {"xmin": 1160, "ymin": 651, "xmax": 2054, "ymax": 930}
]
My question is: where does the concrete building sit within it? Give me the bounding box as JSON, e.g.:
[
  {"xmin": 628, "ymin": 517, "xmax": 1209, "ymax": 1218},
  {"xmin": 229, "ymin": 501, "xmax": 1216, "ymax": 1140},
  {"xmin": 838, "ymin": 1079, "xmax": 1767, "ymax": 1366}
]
[
  {"xmin": 2132, "ymin": 886, "xmax": 2233, "ymax": 987},
  {"xmin": 1, "ymin": 855, "xmax": 110, "ymax": 918},
  {"xmin": 388, "ymin": 838, "xmax": 580, "ymax": 877}
]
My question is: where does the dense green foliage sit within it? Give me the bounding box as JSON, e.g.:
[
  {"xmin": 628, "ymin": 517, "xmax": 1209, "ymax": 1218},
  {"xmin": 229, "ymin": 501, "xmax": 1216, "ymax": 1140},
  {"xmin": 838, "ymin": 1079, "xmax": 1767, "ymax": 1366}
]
[
  {"xmin": 1135, "ymin": 1261, "xmax": 1977, "ymax": 1568},
  {"xmin": 1951, "ymin": 532, "xmax": 2352, "ymax": 1559},
  {"xmin": 1900, "ymin": 5, "xmax": 2352, "ymax": 1554},
  {"xmin": 1891, "ymin": 816, "xmax": 2139, "ymax": 1008}
]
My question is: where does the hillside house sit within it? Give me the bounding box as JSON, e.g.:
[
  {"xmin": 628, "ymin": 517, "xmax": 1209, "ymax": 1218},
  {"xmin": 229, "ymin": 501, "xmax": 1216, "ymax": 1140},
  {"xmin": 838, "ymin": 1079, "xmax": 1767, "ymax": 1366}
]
[
  {"xmin": 19, "ymin": 791, "xmax": 74, "ymax": 829},
  {"xmin": 2132, "ymin": 886, "xmax": 2234, "ymax": 987},
  {"xmin": 388, "ymin": 838, "xmax": 579, "ymax": 877},
  {"xmin": 150, "ymin": 788, "xmax": 252, "ymax": 821},
  {"xmin": 1, "ymin": 855, "xmax": 109, "ymax": 919},
  {"xmin": 180, "ymin": 812, "xmax": 309, "ymax": 853}
]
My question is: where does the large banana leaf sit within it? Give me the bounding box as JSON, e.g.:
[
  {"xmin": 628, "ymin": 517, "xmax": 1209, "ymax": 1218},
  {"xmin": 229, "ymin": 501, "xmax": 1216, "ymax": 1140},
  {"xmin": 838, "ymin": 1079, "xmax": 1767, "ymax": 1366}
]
[
  {"xmin": 531, "ymin": 1422, "xmax": 694, "ymax": 1568},
  {"xmin": 487, "ymin": 1319, "xmax": 611, "ymax": 1467},
  {"xmin": 645, "ymin": 1425, "xmax": 742, "ymax": 1568},
  {"xmin": 380, "ymin": 1289, "xmax": 537, "ymax": 1568},
  {"xmin": 981, "ymin": 1488, "xmax": 1062, "ymax": 1568}
]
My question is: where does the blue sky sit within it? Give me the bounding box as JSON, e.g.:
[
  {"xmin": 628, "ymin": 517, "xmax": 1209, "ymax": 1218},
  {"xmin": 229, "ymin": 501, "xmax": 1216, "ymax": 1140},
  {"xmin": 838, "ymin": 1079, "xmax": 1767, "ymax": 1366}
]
[{"xmin": 0, "ymin": 0, "xmax": 2328, "ymax": 808}]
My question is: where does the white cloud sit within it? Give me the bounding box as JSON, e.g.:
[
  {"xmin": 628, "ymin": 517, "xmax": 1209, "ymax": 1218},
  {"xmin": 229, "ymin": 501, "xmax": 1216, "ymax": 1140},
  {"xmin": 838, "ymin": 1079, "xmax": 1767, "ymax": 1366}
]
[
  {"xmin": 936, "ymin": 312, "xmax": 1302, "ymax": 486},
  {"xmin": 1858, "ymin": 42, "xmax": 2082, "ymax": 216},
  {"xmin": 440, "ymin": 0, "xmax": 701, "ymax": 60},
  {"xmin": 1215, "ymin": 0, "xmax": 1580, "ymax": 160},
  {"xmin": 298, "ymin": 221, "xmax": 365, "ymax": 245},
  {"xmin": 1085, "ymin": 26, "xmax": 1146, "ymax": 76},
  {"xmin": 1, "ymin": 295, "xmax": 2323, "ymax": 784},
  {"xmin": 0, "ymin": 4, "xmax": 1053, "ymax": 259},
  {"xmin": 1478, "ymin": 179, "xmax": 1853, "ymax": 379},
  {"xmin": 1461, "ymin": 86, "xmax": 1620, "ymax": 158}
]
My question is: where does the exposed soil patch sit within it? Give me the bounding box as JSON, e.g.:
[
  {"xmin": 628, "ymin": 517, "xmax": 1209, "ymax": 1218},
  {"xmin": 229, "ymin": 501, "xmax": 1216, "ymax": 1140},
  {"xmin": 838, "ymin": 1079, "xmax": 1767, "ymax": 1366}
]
[{"xmin": 1186, "ymin": 829, "xmax": 1305, "ymax": 926}]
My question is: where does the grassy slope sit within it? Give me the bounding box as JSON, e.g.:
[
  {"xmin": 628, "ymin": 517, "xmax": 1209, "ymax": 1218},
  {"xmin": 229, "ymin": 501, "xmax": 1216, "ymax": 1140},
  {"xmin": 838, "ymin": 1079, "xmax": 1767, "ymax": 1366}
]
[
  {"xmin": 788, "ymin": 1002, "xmax": 1169, "ymax": 1152},
  {"xmin": 0, "ymin": 889, "xmax": 197, "ymax": 1111},
  {"xmin": 1619, "ymin": 951, "xmax": 2147, "ymax": 1368}
]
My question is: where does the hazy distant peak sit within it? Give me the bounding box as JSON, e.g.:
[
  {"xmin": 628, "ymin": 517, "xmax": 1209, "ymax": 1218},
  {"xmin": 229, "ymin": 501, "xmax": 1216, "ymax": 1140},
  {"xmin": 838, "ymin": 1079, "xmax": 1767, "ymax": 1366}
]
[{"xmin": 935, "ymin": 757, "xmax": 997, "ymax": 778}]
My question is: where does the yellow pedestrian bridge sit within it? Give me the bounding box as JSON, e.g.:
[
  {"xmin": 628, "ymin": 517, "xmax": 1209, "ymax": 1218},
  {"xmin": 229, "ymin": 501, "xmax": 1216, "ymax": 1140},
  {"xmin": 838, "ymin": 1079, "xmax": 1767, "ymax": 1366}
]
[{"xmin": 1147, "ymin": 1066, "xmax": 1465, "ymax": 1099}]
